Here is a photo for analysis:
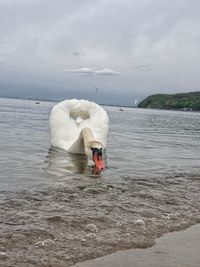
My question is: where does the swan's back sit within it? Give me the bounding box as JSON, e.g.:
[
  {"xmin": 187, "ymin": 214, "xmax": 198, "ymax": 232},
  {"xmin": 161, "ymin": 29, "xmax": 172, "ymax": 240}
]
[{"xmin": 49, "ymin": 99, "xmax": 109, "ymax": 153}]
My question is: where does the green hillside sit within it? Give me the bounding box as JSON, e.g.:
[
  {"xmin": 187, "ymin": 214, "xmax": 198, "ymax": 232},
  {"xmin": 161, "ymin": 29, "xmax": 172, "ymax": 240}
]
[{"xmin": 138, "ymin": 91, "xmax": 200, "ymax": 111}]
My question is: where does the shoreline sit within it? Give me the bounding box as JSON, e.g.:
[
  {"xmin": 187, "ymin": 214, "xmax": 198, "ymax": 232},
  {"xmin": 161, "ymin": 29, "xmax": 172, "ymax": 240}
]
[{"xmin": 73, "ymin": 223, "xmax": 200, "ymax": 267}]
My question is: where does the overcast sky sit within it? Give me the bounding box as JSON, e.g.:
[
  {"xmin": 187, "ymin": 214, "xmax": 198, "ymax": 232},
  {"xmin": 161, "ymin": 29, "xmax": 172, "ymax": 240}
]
[{"xmin": 0, "ymin": 0, "xmax": 200, "ymax": 105}]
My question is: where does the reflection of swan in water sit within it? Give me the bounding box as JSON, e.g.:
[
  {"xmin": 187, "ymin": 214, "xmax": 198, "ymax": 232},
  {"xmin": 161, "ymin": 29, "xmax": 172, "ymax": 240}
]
[{"xmin": 46, "ymin": 147, "xmax": 103, "ymax": 177}]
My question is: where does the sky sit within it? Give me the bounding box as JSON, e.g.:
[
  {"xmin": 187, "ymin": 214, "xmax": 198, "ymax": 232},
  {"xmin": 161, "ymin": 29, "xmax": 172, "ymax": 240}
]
[{"xmin": 0, "ymin": 0, "xmax": 200, "ymax": 105}]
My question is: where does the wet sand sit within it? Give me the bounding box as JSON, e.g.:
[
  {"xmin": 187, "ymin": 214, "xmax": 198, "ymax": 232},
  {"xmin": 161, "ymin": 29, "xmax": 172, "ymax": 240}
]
[{"xmin": 73, "ymin": 224, "xmax": 200, "ymax": 267}]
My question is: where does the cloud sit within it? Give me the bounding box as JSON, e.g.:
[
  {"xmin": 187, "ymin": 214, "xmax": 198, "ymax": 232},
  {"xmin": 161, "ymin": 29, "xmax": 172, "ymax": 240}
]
[
  {"xmin": 60, "ymin": 67, "xmax": 121, "ymax": 76},
  {"xmin": 0, "ymin": 0, "xmax": 200, "ymax": 104},
  {"xmin": 95, "ymin": 68, "xmax": 120, "ymax": 75},
  {"xmin": 73, "ymin": 51, "xmax": 85, "ymax": 56},
  {"xmin": 60, "ymin": 68, "xmax": 94, "ymax": 75},
  {"xmin": 0, "ymin": 51, "xmax": 9, "ymax": 64},
  {"xmin": 73, "ymin": 51, "xmax": 81, "ymax": 56}
]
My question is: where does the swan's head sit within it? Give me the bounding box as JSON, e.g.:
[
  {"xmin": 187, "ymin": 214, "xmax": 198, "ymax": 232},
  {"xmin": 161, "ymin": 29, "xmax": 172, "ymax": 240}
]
[{"xmin": 85, "ymin": 141, "xmax": 105, "ymax": 170}]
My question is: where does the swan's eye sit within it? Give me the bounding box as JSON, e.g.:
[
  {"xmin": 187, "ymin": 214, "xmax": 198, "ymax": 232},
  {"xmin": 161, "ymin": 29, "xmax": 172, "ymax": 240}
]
[
  {"xmin": 98, "ymin": 148, "xmax": 102, "ymax": 156},
  {"xmin": 91, "ymin": 147, "xmax": 97, "ymax": 154},
  {"xmin": 91, "ymin": 148, "xmax": 102, "ymax": 157}
]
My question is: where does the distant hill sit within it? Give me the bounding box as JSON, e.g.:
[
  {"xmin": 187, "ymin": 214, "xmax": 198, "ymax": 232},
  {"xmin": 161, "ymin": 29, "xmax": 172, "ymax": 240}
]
[{"xmin": 138, "ymin": 91, "xmax": 200, "ymax": 111}]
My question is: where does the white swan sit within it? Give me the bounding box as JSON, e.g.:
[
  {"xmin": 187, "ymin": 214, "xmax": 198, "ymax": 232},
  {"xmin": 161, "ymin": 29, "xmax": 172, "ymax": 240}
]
[{"xmin": 49, "ymin": 99, "xmax": 109, "ymax": 169}]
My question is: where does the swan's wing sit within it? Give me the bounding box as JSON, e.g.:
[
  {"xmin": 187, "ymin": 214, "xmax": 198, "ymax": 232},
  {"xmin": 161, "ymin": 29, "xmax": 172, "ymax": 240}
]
[{"xmin": 49, "ymin": 100, "xmax": 80, "ymax": 151}]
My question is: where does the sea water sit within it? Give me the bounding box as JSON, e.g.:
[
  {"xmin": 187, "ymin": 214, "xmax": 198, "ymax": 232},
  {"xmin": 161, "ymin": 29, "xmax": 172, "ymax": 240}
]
[{"xmin": 0, "ymin": 97, "xmax": 200, "ymax": 266}]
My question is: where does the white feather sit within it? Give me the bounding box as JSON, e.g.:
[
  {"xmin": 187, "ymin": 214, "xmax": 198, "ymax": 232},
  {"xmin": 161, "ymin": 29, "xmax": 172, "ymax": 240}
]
[{"xmin": 49, "ymin": 99, "xmax": 109, "ymax": 154}]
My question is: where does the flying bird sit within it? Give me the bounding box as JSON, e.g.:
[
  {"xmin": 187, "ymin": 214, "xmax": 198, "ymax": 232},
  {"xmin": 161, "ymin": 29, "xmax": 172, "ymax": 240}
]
[
  {"xmin": 94, "ymin": 86, "xmax": 100, "ymax": 92},
  {"xmin": 134, "ymin": 64, "xmax": 152, "ymax": 71}
]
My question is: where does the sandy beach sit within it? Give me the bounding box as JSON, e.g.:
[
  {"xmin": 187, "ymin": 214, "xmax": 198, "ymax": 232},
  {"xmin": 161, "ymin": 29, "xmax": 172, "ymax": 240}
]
[{"xmin": 73, "ymin": 224, "xmax": 200, "ymax": 267}]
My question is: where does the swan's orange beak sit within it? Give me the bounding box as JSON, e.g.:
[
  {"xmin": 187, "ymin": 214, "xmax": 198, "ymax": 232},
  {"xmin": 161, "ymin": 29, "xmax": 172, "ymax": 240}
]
[{"xmin": 93, "ymin": 154, "xmax": 105, "ymax": 170}]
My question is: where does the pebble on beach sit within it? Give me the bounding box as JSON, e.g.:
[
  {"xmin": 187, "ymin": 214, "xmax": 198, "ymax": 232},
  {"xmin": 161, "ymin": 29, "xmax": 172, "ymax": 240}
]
[
  {"xmin": 135, "ymin": 219, "xmax": 145, "ymax": 226},
  {"xmin": 85, "ymin": 233, "xmax": 97, "ymax": 240},
  {"xmin": 33, "ymin": 239, "xmax": 55, "ymax": 248},
  {"xmin": 84, "ymin": 224, "xmax": 98, "ymax": 233},
  {"xmin": 81, "ymin": 238, "xmax": 87, "ymax": 244},
  {"xmin": 0, "ymin": 252, "xmax": 9, "ymax": 260}
]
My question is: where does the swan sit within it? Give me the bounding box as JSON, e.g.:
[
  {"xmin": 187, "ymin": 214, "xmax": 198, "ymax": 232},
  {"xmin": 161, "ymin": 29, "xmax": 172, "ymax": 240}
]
[{"xmin": 49, "ymin": 99, "xmax": 109, "ymax": 170}]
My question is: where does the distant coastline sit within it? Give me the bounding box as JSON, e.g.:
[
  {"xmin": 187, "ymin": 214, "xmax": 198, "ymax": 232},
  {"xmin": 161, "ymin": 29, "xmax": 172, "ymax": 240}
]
[
  {"xmin": 0, "ymin": 95, "xmax": 57, "ymax": 103},
  {"xmin": 138, "ymin": 91, "xmax": 200, "ymax": 111},
  {"xmin": 0, "ymin": 96, "xmax": 137, "ymax": 109}
]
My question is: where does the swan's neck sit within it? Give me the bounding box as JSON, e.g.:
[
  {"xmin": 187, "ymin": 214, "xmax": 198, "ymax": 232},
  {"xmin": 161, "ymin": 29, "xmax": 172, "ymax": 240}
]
[
  {"xmin": 81, "ymin": 127, "xmax": 105, "ymax": 169},
  {"xmin": 81, "ymin": 127, "xmax": 95, "ymax": 147},
  {"xmin": 81, "ymin": 127, "xmax": 102, "ymax": 158}
]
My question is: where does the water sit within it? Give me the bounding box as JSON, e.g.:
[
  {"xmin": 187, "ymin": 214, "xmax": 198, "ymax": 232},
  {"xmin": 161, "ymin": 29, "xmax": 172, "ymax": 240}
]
[{"xmin": 0, "ymin": 97, "xmax": 200, "ymax": 266}]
